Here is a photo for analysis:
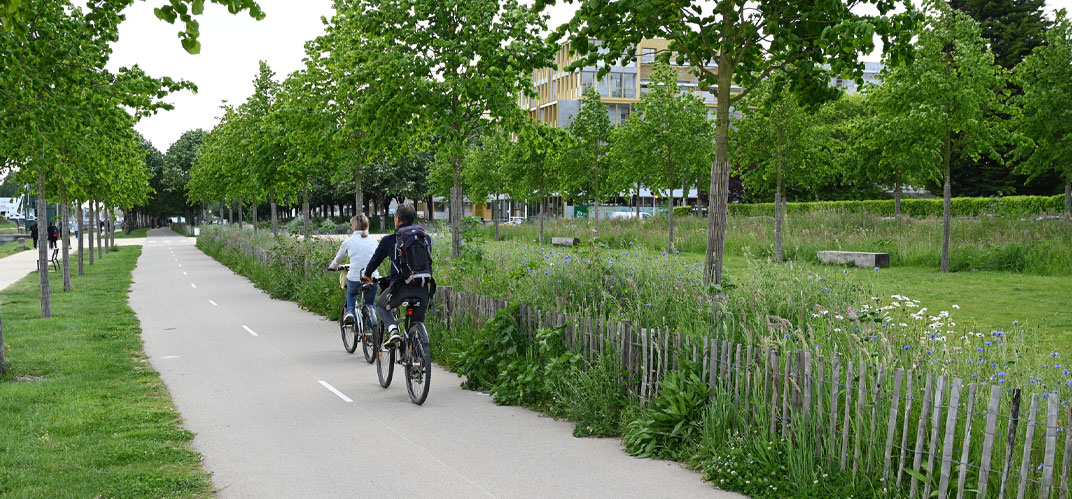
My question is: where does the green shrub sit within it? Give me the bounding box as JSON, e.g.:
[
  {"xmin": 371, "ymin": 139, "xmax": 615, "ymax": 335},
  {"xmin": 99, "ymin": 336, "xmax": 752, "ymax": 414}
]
[
  {"xmin": 286, "ymin": 216, "xmax": 306, "ymax": 234},
  {"xmin": 319, "ymin": 219, "xmax": 339, "ymax": 234},
  {"xmin": 673, "ymin": 205, "xmax": 694, "ymax": 217},
  {"xmin": 728, "ymin": 194, "xmax": 1064, "ymax": 218}
]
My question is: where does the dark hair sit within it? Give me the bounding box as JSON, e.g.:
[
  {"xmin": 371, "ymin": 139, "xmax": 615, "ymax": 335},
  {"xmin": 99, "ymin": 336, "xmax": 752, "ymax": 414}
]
[{"xmin": 396, "ymin": 203, "xmax": 416, "ymax": 225}]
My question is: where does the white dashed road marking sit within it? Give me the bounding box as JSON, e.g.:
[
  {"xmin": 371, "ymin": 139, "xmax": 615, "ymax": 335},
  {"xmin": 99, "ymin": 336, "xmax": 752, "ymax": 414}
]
[
  {"xmin": 190, "ymin": 283, "xmax": 197, "ymax": 289},
  {"xmin": 208, "ymin": 300, "xmax": 218, "ymax": 306},
  {"xmin": 318, "ymin": 381, "xmax": 353, "ymax": 403},
  {"xmin": 242, "ymin": 325, "xmax": 258, "ymax": 337}
]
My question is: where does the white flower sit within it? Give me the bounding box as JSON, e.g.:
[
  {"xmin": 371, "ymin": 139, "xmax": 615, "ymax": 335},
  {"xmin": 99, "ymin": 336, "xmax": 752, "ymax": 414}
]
[
  {"xmin": 835, "ymin": 315, "xmax": 845, "ymax": 320},
  {"xmin": 952, "ymin": 304, "xmax": 960, "ymax": 309},
  {"xmin": 891, "ymin": 301, "xmax": 901, "ymax": 307},
  {"xmin": 834, "ymin": 328, "xmax": 842, "ymax": 332}
]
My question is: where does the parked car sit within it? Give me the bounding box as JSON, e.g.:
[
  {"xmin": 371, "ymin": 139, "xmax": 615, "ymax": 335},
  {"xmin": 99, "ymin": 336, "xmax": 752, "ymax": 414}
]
[
  {"xmin": 608, "ymin": 211, "xmax": 651, "ymax": 220},
  {"xmin": 504, "ymin": 216, "xmax": 525, "ymax": 226}
]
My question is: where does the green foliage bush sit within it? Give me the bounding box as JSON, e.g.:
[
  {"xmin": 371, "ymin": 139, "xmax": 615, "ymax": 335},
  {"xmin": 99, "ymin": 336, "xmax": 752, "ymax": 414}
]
[
  {"xmin": 319, "ymin": 218, "xmax": 340, "ymax": 234},
  {"xmin": 673, "ymin": 205, "xmax": 694, "ymax": 217},
  {"xmin": 286, "ymin": 216, "xmax": 306, "ymax": 234},
  {"xmin": 553, "ymin": 354, "xmax": 631, "ymax": 437},
  {"xmin": 623, "ymin": 366, "xmax": 713, "ymax": 460},
  {"xmin": 728, "ymin": 194, "xmax": 1065, "ymax": 218}
]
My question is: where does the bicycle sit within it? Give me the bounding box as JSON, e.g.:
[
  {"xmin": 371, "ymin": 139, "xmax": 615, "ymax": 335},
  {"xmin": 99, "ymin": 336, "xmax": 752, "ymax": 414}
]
[
  {"xmin": 330, "ymin": 265, "xmax": 375, "ymax": 363},
  {"xmin": 371, "ymin": 279, "xmax": 432, "ymax": 405}
]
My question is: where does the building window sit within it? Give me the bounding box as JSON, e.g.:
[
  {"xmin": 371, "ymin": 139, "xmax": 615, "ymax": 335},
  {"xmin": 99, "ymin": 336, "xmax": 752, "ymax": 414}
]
[
  {"xmin": 641, "ymin": 48, "xmax": 656, "ymax": 64},
  {"xmin": 610, "ymin": 73, "xmax": 624, "ymax": 97},
  {"xmin": 623, "ymin": 73, "xmax": 637, "ymax": 98},
  {"xmin": 581, "ymin": 71, "xmax": 595, "ymax": 90}
]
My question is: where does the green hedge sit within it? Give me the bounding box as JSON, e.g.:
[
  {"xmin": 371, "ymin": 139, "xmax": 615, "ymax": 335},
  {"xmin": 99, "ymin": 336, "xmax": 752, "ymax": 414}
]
[{"xmin": 728, "ymin": 195, "xmax": 1065, "ymax": 218}]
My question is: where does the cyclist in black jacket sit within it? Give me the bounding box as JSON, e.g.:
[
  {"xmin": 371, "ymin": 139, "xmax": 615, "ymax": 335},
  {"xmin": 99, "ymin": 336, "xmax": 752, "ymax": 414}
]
[{"xmin": 361, "ymin": 203, "xmax": 431, "ymax": 347}]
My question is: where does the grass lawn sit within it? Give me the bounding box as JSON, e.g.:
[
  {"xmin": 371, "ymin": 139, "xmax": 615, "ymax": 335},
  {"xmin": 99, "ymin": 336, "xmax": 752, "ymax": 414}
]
[
  {"xmin": 720, "ymin": 254, "xmax": 1072, "ymax": 350},
  {"xmin": 115, "ymin": 227, "xmax": 150, "ymax": 239},
  {"xmin": 0, "ymin": 247, "xmax": 213, "ymax": 496},
  {"xmin": 0, "ymin": 240, "xmax": 28, "ymax": 259}
]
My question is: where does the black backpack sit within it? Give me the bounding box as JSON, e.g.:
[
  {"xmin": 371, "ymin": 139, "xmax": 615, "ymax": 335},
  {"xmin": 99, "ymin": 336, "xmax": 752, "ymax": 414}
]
[{"xmin": 393, "ymin": 225, "xmax": 434, "ymax": 288}]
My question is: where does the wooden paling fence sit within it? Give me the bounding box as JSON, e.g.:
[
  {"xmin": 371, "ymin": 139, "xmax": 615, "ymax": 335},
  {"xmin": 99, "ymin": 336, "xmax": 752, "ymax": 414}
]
[
  {"xmin": 204, "ymin": 229, "xmax": 1070, "ymax": 498},
  {"xmin": 436, "ymin": 286, "xmax": 1072, "ymax": 499}
]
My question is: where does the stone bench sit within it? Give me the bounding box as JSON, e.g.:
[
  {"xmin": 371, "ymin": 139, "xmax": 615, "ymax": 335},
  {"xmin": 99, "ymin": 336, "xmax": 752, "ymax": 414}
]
[
  {"xmin": 817, "ymin": 251, "xmax": 890, "ymax": 268},
  {"xmin": 551, "ymin": 237, "xmax": 580, "ymax": 246}
]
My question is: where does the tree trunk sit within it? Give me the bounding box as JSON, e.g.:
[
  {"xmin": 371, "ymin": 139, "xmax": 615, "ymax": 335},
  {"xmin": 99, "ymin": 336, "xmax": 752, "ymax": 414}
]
[
  {"xmin": 88, "ymin": 201, "xmax": 95, "ymax": 266},
  {"xmin": 493, "ymin": 196, "xmax": 500, "ymax": 241},
  {"xmin": 354, "ymin": 164, "xmax": 364, "ymax": 220},
  {"xmin": 775, "ymin": 164, "xmax": 784, "ymax": 263},
  {"xmin": 270, "ymin": 193, "xmax": 279, "ymax": 236},
  {"xmin": 36, "ymin": 167, "xmax": 51, "ymax": 318},
  {"xmin": 237, "ymin": 196, "xmax": 244, "ymax": 228},
  {"xmin": 96, "ymin": 202, "xmax": 102, "ymax": 260},
  {"xmin": 941, "ymin": 135, "xmax": 952, "ymax": 273},
  {"xmin": 539, "ymin": 197, "xmax": 545, "ymax": 245},
  {"xmin": 704, "ymin": 59, "xmax": 733, "ymax": 285},
  {"xmin": 450, "ymin": 154, "xmax": 463, "ymax": 258},
  {"xmin": 103, "ymin": 206, "xmax": 110, "ymax": 255},
  {"xmin": 895, "ymin": 171, "xmax": 903, "ymax": 220},
  {"xmin": 109, "ymin": 207, "xmax": 115, "ymax": 250},
  {"xmin": 77, "ymin": 201, "xmax": 84, "ymax": 276},
  {"xmin": 251, "ymin": 199, "xmax": 258, "ymax": 231},
  {"xmin": 61, "ymin": 190, "xmax": 71, "ymax": 291},
  {"xmin": 227, "ymin": 199, "xmax": 233, "ymax": 224},
  {"xmin": 302, "ymin": 183, "xmax": 311, "ymax": 237},
  {"xmin": 426, "ymin": 194, "xmax": 434, "ymax": 222},
  {"xmin": 635, "ymin": 184, "xmax": 641, "ymax": 225},
  {"xmin": 667, "ymin": 189, "xmax": 675, "ymax": 253},
  {"xmin": 1065, "ymin": 179, "xmax": 1070, "ymax": 221},
  {"xmin": 382, "ymin": 198, "xmax": 389, "ymax": 232}
]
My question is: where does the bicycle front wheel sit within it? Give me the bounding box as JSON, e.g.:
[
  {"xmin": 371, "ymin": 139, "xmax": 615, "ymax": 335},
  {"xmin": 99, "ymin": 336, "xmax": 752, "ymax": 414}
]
[
  {"xmin": 375, "ymin": 324, "xmax": 395, "ymax": 388},
  {"xmin": 340, "ymin": 299, "xmax": 358, "ymax": 354},
  {"xmin": 405, "ymin": 323, "xmax": 431, "ymax": 405},
  {"xmin": 360, "ymin": 305, "xmax": 375, "ymax": 363}
]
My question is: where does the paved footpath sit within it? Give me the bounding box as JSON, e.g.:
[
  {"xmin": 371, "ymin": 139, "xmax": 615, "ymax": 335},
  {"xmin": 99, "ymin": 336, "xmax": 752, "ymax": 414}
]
[
  {"xmin": 0, "ymin": 237, "xmax": 146, "ymax": 290},
  {"xmin": 129, "ymin": 228, "xmax": 740, "ymax": 499}
]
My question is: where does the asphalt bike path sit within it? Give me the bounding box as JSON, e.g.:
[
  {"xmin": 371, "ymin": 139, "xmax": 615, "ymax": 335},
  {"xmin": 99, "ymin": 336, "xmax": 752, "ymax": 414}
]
[{"xmin": 129, "ymin": 228, "xmax": 739, "ymax": 499}]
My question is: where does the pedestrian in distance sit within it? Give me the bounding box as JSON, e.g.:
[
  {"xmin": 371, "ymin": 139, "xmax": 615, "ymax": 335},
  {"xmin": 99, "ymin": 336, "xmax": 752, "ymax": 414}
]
[
  {"xmin": 29, "ymin": 221, "xmax": 38, "ymax": 249},
  {"xmin": 47, "ymin": 221, "xmax": 59, "ymax": 250}
]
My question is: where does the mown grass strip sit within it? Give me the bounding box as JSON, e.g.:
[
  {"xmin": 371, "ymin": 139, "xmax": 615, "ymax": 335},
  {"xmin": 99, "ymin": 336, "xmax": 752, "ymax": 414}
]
[
  {"xmin": 0, "ymin": 240, "xmax": 28, "ymax": 259},
  {"xmin": 0, "ymin": 247, "xmax": 212, "ymax": 497}
]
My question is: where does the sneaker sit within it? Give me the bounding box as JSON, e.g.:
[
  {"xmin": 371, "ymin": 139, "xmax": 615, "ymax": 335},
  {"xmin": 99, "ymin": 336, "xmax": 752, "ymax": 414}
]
[
  {"xmin": 382, "ymin": 326, "xmax": 402, "ymax": 348},
  {"xmin": 343, "ymin": 312, "xmax": 355, "ymax": 325}
]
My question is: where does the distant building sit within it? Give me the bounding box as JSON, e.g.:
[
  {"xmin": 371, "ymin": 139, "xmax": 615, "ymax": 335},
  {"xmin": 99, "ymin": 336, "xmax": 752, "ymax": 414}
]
[
  {"xmin": 521, "ymin": 39, "xmax": 743, "ymax": 129},
  {"xmin": 830, "ymin": 61, "xmax": 883, "ymax": 94}
]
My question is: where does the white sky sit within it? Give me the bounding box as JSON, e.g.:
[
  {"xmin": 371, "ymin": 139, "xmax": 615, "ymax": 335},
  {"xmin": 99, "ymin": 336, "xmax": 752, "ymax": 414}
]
[{"xmin": 109, "ymin": 0, "xmax": 1071, "ymax": 152}]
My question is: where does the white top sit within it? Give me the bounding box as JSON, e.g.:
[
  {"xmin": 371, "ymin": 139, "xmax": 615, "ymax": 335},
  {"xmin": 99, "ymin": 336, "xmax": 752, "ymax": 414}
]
[{"xmin": 330, "ymin": 231, "xmax": 379, "ymax": 282}]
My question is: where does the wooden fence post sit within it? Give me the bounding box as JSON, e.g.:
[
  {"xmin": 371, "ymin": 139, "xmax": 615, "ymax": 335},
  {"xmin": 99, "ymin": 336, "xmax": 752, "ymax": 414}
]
[
  {"xmin": 956, "ymin": 383, "xmax": 978, "ymax": 499},
  {"xmin": 923, "ymin": 376, "xmax": 947, "ymax": 499},
  {"xmin": 1042, "ymin": 394, "xmax": 1059, "ymax": 499},
  {"xmin": 937, "ymin": 378, "xmax": 962, "ymax": 499},
  {"xmin": 841, "ymin": 362, "xmax": 854, "ymax": 471},
  {"xmin": 1016, "ymin": 394, "xmax": 1041, "ymax": 499},
  {"xmin": 885, "ymin": 369, "xmax": 905, "ymax": 484},
  {"xmin": 999, "ymin": 389, "xmax": 1023, "ymax": 499},
  {"xmin": 910, "ymin": 374, "xmax": 935, "ymax": 498},
  {"xmin": 978, "ymin": 384, "xmax": 1004, "ymax": 498}
]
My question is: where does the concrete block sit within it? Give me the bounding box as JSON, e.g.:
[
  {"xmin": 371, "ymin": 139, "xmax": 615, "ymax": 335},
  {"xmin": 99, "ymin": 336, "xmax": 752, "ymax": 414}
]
[
  {"xmin": 551, "ymin": 237, "xmax": 580, "ymax": 246},
  {"xmin": 817, "ymin": 250, "xmax": 890, "ymax": 268}
]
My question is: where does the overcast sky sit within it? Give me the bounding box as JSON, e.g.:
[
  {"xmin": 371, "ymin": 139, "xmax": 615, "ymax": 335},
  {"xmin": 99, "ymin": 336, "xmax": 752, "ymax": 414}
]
[{"xmin": 108, "ymin": 0, "xmax": 1071, "ymax": 152}]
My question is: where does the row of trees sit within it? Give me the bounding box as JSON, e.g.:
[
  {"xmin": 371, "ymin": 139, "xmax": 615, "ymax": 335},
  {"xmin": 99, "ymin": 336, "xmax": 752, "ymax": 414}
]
[
  {"xmin": 462, "ymin": 63, "xmax": 715, "ymax": 253},
  {"xmin": 732, "ymin": 1, "xmax": 1072, "ymax": 271},
  {"xmin": 184, "ymin": 0, "xmax": 915, "ymax": 286},
  {"xmin": 0, "ymin": 1, "xmax": 208, "ymax": 325}
]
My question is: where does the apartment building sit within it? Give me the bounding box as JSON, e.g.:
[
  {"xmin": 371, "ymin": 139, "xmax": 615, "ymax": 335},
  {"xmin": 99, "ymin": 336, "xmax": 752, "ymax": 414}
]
[{"xmin": 520, "ymin": 39, "xmax": 727, "ymax": 129}]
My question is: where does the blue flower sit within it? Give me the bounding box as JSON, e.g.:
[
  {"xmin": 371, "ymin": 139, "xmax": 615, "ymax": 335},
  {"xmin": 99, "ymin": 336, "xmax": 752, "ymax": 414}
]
[
  {"xmin": 977, "ymin": 347, "xmax": 984, "ymax": 352},
  {"xmin": 903, "ymin": 346, "xmax": 910, "ymax": 351},
  {"xmin": 998, "ymin": 372, "xmax": 1006, "ymax": 377},
  {"xmin": 645, "ymin": 303, "xmax": 652, "ymax": 307},
  {"xmin": 874, "ymin": 267, "xmax": 880, "ymax": 271},
  {"xmin": 784, "ymin": 334, "xmax": 791, "ymax": 339}
]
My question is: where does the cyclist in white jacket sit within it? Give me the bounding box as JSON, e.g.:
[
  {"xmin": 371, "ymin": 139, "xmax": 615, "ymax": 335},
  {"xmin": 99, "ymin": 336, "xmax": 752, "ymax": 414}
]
[{"xmin": 328, "ymin": 215, "xmax": 379, "ymax": 325}]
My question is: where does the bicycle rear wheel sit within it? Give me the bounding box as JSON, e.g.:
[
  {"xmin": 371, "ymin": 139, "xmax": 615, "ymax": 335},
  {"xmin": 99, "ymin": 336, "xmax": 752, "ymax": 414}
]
[
  {"xmin": 374, "ymin": 323, "xmax": 394, "ymax": 388},
  {"xmin": 340, "ymin": 299, "xmax": 358, "ymax": 354},
  {"xmin": 360, "ymin": 305, "xmax": 375, "ymax": 363},
  {"xmin": 405, "ymin": 323, "xmax": 431, "ymax": 405}
]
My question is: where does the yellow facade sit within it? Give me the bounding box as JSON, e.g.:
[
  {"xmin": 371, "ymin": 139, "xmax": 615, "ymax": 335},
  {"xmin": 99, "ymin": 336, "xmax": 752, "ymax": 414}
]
[{"xmin": 521, "ymin": 39, "xmax": 723, "ymax": 128}]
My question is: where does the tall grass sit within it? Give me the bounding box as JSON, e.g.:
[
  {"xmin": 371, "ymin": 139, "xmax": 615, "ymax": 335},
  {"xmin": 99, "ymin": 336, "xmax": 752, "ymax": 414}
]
[{"xmin": 472, "ymin": 212, "xmax": 1072, "ymax": 275}]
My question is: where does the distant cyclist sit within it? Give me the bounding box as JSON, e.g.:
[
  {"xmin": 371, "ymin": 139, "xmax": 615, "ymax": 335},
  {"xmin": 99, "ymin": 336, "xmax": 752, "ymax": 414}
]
[
  {"xmin": 361, "ymin": 203, "xmax": 435, "ymax": 347},
  {"xmin": 328, "ymin": 215, "xmax": 378, "ymax": 325}
]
